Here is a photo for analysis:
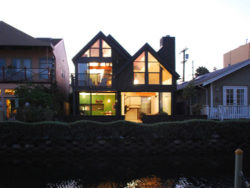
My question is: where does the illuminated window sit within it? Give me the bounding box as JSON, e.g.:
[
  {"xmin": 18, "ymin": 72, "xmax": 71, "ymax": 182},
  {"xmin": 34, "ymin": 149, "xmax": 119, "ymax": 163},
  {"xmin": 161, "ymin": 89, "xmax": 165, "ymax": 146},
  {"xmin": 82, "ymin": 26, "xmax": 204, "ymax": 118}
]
[
  {"xmin": 133, "ymin": 51, "xmax": 172, "ymax": 85},
  {"xmin": 79, "ymin": 92, "xmax": 116, "ymax": 116},
  {"xmin": 82, "ymin": 39, "xmax": 111, "ymax": 57},
  {"xmin": 5, "ymin": 89, "xmax": 15, "ymax": 95},
  {"xmin": 78, "ymin": 62, "xmax": 112, "ymax": 86}
]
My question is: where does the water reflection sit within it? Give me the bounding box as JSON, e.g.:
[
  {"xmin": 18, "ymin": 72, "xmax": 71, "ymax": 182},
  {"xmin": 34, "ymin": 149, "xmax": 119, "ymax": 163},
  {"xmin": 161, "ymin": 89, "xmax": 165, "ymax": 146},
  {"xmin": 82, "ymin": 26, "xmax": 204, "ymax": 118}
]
[{"xmin": 44, "ymin": 175, "xmax": 233, "ymax": 188}]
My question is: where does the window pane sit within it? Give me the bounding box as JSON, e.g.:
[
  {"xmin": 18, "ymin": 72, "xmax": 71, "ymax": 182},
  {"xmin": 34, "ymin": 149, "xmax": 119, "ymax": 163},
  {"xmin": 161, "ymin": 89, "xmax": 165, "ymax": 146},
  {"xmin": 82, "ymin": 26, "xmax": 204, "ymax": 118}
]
[
  {"xmin": 148, "ymin": 62, "xmax": 160, "ymax": 72},
  {"xmin": 102, "ymin": 48, "xmax": 112, "ymax": 57},
  {"xmin": 133, "ymin": 62, "xmax": 145, "ymax": 72},
  {"xmin": 91, "ymin": 40, "xmax": 100, "ymax": 48},
  {"xmin": 90, "ymin": 49, "xmax": 99, "ymax": 57},
  {"xmin": 102, "ymin": 40, "xmax": 111, "ymax": 48},
  {"xmin": 134, "ymin": 73, "xmax": 145, "ymax": 84},
  {"xmin": 149, "ymin": 73, "xmax": 160, "ymax": 84},
  {"xmin": 135, "ymin": 52, "xmax": 145, "ymax": 62},
  {"xmin": 0, "ymin": 59, "xmax": 5, "ymax": 68},
  {"xmin": 23, "ymin": 59, "xmax": 31, "ymax": 68},
  {"xmin": 12, "ymin": 59, "xmax": 21, "ymax": 68},
  {"xmin": 92, "ymin": 93, "xmax": 116, "ymax": 116},
  {"xmin": 237, "ymin": 89, "xmax": 244, "ymax": 105},
  {"xmin": 79, "ymin": 92, "xmax": 91, "ymax": 115},
  {"xmin": 148, "ymin": 52, "xmax": 157, "ymax": 62},
  {"xmin": 162, "ymin": 68, "xmax": 172, "ymax": 85},
  {"xmin": 226, "ymin": 89, "xmax": 234, "ymax": 105},
  {"xmin": 162, "ymin": 92, "xmax": 171, "ymax": 115},
  {"xmin": 82, "ymin": 49, "xmax": 90, "ymax": 57}
]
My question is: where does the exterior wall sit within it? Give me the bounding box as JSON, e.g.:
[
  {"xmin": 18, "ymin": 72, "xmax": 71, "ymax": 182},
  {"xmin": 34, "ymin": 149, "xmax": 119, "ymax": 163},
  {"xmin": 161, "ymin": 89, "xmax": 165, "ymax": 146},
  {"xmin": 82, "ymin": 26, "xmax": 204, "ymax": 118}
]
[
  {"xmin": 0, "ymin": 46, "xmax": 53, "ymax": 69},
  {"xmin": 224, "ymin": 43, "xmax": 250, "ymax": 67},
  {"xmin": 53, "ymin": 40, "xmax": 70, "ymax": 100},
  {"xmin": 211, "ymin": 65, "xmax": 250, "ymax": 106}
]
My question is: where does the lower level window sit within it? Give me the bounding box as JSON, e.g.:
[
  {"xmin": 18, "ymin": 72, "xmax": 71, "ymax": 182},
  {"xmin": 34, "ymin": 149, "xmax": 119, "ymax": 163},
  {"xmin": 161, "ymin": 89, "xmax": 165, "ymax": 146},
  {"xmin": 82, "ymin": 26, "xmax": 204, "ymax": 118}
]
[{"xmin": 79, "ymin": 92, "xmax": 116, "ymax": 116}]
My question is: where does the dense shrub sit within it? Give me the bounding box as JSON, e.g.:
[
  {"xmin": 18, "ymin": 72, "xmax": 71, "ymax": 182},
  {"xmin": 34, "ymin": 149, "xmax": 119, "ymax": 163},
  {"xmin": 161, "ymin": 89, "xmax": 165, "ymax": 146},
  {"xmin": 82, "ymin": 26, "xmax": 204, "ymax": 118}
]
[{"xmin": 0, "ymin": 119, "xmax": 250, "ymax": 142}]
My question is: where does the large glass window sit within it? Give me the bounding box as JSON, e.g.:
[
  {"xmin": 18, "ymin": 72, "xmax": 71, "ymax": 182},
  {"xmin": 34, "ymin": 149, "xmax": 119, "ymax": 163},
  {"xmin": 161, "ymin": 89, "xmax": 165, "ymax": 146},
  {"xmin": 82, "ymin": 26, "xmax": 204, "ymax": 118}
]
[
  {"xmin": 82, "ymin": 39, "xmax": 111, "ymax": 57},
  {"xmin": 0, "ymin": 59, "xmax": 6, "ymax": 79},
  {"xmin": 79, "ymin": 92, "xmax": 116, "ymax": 116},
  {"xmin": 39, "ymin": 58, "xmax": 54, "ymax": 80},
  {"xmin": 12, "ymin": 59, "xmax": 32, "ymax": 80},
  {"xmin": 133, "ymin": 51, "xmax": 172, "ymax": 85},
  {"xmin": 78, "ymin": 62, "xmax": 112, "ymax": 86}
]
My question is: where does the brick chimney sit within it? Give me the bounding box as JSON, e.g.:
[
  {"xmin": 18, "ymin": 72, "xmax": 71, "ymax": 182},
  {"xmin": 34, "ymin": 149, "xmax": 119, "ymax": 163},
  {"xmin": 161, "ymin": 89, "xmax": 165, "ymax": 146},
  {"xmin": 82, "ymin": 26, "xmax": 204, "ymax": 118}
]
[{"xmin": 159, "ymin": 35, "xmax": 175, "ymax": 71}]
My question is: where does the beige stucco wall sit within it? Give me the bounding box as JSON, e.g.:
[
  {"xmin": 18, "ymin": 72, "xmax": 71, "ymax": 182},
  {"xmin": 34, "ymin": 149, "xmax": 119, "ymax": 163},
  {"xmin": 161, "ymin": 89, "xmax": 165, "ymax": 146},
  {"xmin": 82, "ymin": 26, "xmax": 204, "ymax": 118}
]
[
  {"xmin": 224, "ymin": 43, "xmax": 250, "ymax": 67},
  {"xmin": 210, "ymin": 65, "xmax": 250, "ymax": 106}
]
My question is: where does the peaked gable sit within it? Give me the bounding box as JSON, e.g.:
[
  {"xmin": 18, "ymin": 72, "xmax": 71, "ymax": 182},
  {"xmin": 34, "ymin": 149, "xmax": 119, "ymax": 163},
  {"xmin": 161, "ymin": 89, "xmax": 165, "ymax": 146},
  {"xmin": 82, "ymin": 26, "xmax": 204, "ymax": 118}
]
[
  {"xmin": 72, "ymin": 32, "xmax": 130, "ymax": 63},
  {"xmin": 116, "ymin": 43, "xmax": 179, "ymax": 78},
  {"xmin": 0, "ymin": 21, "xmax": 51, "ymax": 47}
]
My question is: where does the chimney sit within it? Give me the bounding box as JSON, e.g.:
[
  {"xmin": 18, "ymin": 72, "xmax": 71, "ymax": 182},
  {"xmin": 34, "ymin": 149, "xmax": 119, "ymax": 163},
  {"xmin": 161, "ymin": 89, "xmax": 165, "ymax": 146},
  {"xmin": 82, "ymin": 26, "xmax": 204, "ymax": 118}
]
[{"xmin": 159, "ymin": 35, "xmax": 175, "ymax": 71}]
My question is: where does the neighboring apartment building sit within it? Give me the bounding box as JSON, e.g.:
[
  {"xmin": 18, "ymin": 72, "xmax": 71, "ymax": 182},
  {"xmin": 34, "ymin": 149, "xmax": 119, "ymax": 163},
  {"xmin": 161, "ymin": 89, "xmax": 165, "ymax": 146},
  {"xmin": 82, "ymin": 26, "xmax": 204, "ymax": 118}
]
[
  {"xmin": 224, "ymin": 42, "xmax": 250, "ymax": 67},
  {"xmin": 0, "ymin": 21, "xmax": 69, "ymax": 120},
  {"xmin": 72, "ymin": 32, "xmax": 179, "ymax": 122}
]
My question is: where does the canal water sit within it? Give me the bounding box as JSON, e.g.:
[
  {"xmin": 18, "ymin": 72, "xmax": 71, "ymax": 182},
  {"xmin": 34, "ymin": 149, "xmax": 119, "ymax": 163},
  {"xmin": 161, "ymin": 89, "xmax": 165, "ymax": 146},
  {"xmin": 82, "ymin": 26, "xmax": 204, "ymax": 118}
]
[{"xmin": 0, "ymin": 165, "xmax": 237, "ymax": 188}]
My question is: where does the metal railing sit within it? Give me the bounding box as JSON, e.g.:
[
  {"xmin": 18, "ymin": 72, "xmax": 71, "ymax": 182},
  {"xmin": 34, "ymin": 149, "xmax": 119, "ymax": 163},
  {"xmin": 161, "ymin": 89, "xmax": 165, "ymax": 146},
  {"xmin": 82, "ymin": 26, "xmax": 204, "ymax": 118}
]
[
  {"xmin": 202, "ymin": 105, "xmax": 250, "ymax": 120},
  {"xmin": 76, "ymin": 73, "xmax": 112, "ymax": 87},
  {"xmin": 0, "ymin": 67, "xmax": 53, "ymax": 83}
]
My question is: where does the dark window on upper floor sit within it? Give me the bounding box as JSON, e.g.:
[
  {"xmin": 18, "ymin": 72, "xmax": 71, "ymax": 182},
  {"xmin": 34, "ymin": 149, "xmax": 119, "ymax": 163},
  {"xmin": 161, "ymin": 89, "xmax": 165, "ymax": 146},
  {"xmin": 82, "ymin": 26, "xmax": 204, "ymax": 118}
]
[{"xmin": 39, "ymin": 58, "xmax": 54, "ymax": 80}]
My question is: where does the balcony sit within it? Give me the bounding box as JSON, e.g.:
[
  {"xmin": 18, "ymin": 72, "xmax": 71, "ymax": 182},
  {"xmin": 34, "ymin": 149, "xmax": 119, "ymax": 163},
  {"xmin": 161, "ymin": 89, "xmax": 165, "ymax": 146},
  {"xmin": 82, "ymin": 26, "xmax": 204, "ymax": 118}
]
[
  {"xmin": 0, "ymin": 68, "xmax": 53, "ymax": 83},
  {"xmin": 76, "ymin": 73, "xmax": 112, "ymax": 87}
]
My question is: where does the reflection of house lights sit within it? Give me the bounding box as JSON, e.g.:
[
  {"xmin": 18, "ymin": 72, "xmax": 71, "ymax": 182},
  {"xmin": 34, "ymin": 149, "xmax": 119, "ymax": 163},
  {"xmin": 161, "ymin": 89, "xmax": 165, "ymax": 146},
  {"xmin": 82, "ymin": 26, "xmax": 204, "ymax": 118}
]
[
  {"xmin": 107, "ymin": 99, "xmax": 111, "ymax": 103},
  {"xmin": 134, "ymin": 79, "xmax": 138, "ymax": 84}
]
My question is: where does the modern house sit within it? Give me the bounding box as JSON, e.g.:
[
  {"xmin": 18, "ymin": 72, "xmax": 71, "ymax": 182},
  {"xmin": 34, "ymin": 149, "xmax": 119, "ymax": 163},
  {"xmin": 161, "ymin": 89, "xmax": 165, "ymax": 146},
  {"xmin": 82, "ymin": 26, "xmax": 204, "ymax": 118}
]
[
  {"xmin": 178, "ymin": 59, "xmax": 250, "ymax": 120},
  {"xmin": 72, "ymin": 32, "xmax": 179, "ymax": 122},
  {"xmin": 0, "ymin": 21, "xmax": 70, "ymax": 120}
]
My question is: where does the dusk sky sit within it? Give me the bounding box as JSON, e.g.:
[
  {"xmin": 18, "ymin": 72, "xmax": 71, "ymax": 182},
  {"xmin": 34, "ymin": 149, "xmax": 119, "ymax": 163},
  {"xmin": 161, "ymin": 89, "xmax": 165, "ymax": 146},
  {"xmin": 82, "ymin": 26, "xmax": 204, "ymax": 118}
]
[{"xmin": 1, "ymin": 0, "xmax": 250, "ymax": 81}]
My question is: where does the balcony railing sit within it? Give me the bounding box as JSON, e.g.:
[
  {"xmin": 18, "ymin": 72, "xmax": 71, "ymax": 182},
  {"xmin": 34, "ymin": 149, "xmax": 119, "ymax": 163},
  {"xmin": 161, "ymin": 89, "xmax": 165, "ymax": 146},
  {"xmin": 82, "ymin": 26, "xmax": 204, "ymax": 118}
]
[
  {"xmin": 202, "ymin": 105, "xmax": 250, "ymax": 120},
  {"xmin": 77, "ymin": 73, "xmax": 112, "ymax": 87},
  {"xmin": 0, "ymin": 68, "xmax": 53, "ymax": 83}
]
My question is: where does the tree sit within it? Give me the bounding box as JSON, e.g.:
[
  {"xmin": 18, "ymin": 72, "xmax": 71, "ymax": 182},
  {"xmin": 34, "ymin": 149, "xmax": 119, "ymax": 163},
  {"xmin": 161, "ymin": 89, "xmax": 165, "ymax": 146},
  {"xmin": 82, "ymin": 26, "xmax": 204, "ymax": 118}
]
[
  {"xmin": 195, "ymin": 66, "xmax": 209, "ymax": 77},
  {"xmin": 15, "ymin": 83, "xmax": 62, "ymax": 122},
  {"xmin": 182, "ymin": 81, "xmax": 196, "ymax": 115}
]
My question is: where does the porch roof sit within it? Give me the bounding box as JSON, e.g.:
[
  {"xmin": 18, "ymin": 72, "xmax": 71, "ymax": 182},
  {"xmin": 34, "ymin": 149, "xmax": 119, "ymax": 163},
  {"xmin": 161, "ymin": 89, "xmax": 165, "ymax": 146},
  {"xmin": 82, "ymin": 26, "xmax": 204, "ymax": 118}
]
[{"xmin": 177, "ymin": 59, "xmax": 250, "ymax": 90}]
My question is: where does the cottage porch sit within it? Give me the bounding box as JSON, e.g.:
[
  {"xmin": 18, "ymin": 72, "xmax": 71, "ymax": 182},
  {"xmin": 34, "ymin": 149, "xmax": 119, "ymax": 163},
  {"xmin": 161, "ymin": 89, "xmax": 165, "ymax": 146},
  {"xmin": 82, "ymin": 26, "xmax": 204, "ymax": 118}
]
[{"xmin": 202, "ymin": 105, "xmax": 250, "ymax": 120}]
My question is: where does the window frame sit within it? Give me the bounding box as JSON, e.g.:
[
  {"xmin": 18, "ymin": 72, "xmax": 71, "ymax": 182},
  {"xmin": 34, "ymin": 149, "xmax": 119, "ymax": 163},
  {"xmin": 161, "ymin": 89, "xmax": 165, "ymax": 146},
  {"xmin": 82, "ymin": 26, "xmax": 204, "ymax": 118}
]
[
  {"xmin": 223, "ymin": 86, "xmax": 248, "ymax": 106},
  {"xmin": 133, "ymin": 51, "xmax": 172, "ymax": 85}
]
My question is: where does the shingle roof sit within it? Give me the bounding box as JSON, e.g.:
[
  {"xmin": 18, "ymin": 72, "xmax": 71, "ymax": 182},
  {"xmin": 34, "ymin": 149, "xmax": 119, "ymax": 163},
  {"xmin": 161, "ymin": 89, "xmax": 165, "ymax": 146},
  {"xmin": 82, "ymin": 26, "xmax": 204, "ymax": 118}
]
[
  {"xmin": 177, "ymin": 59, "xmax": 250, "ymax": 90},
  {"xmin": 36, "ymin": 38, "xmax": 62, "ymax": 46},
  {"xmin": 0, "ymin": 21, "xmax": 51, "ymax": 47}
]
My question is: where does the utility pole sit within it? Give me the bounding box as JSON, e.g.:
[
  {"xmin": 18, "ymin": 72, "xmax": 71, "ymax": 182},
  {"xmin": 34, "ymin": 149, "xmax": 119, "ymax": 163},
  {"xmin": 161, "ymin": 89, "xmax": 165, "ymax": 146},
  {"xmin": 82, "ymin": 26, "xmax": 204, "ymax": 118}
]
[{"xmin": 180, "ymin": 48, "xmax": 188, "ymax": 82}]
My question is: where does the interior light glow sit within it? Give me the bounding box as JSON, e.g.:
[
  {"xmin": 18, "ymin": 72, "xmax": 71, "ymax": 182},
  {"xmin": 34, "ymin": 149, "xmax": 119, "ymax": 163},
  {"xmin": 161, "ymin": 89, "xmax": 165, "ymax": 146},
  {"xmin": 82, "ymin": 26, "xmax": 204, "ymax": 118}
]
[
  {"xmin": 107, "ymin": 99, "xmax": 111, "ymax": 103},
  {"xmin": 134, "ymin": 79, "xmax": 139, "ymax": 84}
]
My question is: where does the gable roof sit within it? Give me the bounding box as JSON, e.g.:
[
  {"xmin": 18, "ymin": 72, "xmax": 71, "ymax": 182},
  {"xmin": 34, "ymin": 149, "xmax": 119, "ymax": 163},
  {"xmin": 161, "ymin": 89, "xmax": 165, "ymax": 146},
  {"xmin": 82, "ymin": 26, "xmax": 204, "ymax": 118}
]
[
  {"xmin": 0, "ymin": 21, "xmax": 51, "ymax": 47},
  {"xmin": 115, "ymin": 43, "xmax": 179, "ymax": 78},
  {"xmin": 37, "ymin": 38, "xmax": 62, "ymax": 46},
  {"xmin": 177, "ymin": 59, "xmax": 250, "ymax": 90},
  {"xmin": 72, "ymin": 31, "xmax": 131, "ymax": 63}
]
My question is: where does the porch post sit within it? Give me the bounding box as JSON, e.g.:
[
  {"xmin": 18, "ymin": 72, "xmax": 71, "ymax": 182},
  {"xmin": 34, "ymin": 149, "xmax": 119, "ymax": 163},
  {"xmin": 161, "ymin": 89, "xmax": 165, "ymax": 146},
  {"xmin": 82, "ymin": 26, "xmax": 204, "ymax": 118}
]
[{"xmin": 210, "ymin": 83, "xmax": 213, "ymax": 108}]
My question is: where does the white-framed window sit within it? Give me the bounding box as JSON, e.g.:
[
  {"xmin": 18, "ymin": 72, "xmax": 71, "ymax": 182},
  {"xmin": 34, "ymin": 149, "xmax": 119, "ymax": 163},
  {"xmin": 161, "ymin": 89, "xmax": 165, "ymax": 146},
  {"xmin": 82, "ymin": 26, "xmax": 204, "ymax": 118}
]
[{"xmin": 223, "ymin": 86, "xmax": 248, "ymax": 106}]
